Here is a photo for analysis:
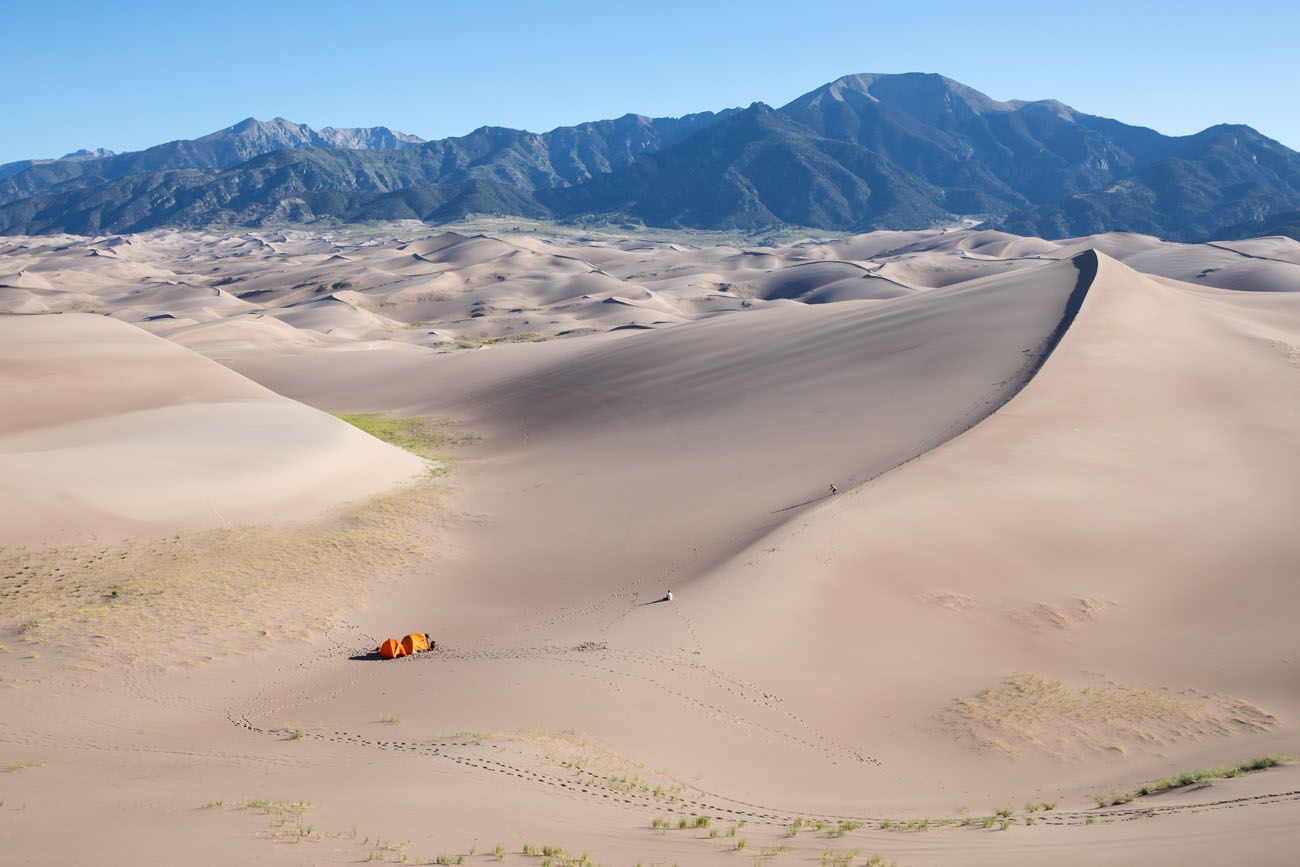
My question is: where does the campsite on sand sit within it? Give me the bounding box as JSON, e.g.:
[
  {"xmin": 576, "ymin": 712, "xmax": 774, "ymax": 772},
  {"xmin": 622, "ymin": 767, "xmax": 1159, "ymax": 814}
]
[{"xmin": 2, "ymin": 223, "xmax": 1299, "ymax": 865}]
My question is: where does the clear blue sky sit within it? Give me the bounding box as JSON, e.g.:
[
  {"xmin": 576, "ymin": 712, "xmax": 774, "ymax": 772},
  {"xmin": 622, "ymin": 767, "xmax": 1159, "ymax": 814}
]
[{"xmin": 6, "ymin": 0, "xmax": 1297, "ymax": 163}]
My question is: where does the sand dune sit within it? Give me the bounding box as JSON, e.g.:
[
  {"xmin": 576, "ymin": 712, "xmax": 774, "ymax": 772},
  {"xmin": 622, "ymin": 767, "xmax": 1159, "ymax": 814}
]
[
  {"xmin": 1, "ymin": 225, "xmax": 1298, "ymax": 866},
  {"xmin": 0, "ymin": 313, "xmax": 424, "ymax": 545},
  {"xmin": 680, "ymin": 251, "xmax": 1300, "ymax": 803},
  {"xmin": 380, "ymin": 256, "xmax": 1090, "ymax": 610},
  {"xmin": 6, "ymin": 226, "xmax": 1296, "ymax": 359}
]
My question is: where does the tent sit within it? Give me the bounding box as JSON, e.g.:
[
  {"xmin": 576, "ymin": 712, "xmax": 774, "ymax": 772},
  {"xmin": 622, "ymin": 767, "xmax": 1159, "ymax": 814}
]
[
  {"xmin": 401, "ymin": 633, "xmax": 430, "ymax": 655},
  {"xmin": 378, "ymin": 638, "xmax": 407, "ymax": 659}
]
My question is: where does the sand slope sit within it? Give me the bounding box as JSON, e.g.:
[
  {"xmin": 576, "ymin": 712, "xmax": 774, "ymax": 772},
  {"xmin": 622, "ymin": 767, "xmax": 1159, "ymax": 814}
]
[
  {"xmin": 400, "ymin": 255, "xmax": 1090, "ymax": 608},
  {"xmin": 0, "ymin": 313, "xmax": 425, "ymax": 544},
  {"xmin": 678, "ymin": 250, "xmax": 1300, "ymax": 805}
]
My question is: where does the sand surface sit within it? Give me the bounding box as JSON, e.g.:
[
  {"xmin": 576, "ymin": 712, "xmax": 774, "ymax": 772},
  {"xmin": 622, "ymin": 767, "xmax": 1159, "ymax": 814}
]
[{"xmin": 2, "ymin": 225, "xmax": 1298, "ymax": 865}]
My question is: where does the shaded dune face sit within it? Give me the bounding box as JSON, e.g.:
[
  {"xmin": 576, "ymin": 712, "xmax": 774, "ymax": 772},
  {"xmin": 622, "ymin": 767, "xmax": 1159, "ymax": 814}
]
[{"xmin": 432, "ymin": 254, "xmax": 1095, "ymax": 604}]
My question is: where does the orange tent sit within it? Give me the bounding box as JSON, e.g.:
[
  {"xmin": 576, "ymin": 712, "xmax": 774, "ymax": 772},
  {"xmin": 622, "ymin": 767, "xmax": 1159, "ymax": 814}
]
[
  {"xmin": 378, "ymin": 638, "xmax": 407, "ymax": 659},
  {"xmin": 401, "ymin": 633, "xmax": 430, "ymax": 655}
]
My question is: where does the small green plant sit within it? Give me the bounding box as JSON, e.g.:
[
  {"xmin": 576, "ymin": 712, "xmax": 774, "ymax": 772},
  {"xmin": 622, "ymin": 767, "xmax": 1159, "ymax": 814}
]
[
  {"xmin": 994, "ymin": 806, "xmax": 1013, "ymax": 819},
  {"xmin": 1085, "ymin": 816, "xmax": 1096, "ymax": 825},
  {"xmin": 382, "ymin": 714, "xmax": 400, "ymax": 725},
  {"xmin": 998, "ymin": 819, "xmax": 1011, "ymax": 831},
  {"xmin": 4, "ymin": 760, "xmax": 44, "ymax": 773},
  {"xmin": 735, "ymin": 838, "xmax": 747, "ymax": 850},
  {"xmin": 693, "ymin": 815, "xmax": 710, "ymax": 829},
  {"xmin": 650, "ymin": 817, "xmax": 669, "ymax": 830},
  {"xmin": 494, "ymin": 844, "xmax": 505, "ymax": 860}
]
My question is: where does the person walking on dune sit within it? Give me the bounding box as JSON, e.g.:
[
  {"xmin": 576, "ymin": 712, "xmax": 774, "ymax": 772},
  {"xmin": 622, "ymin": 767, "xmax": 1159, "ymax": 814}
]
[{"xmin": 829, "ymin": 484, "xmax": 839, "ymax": 495}]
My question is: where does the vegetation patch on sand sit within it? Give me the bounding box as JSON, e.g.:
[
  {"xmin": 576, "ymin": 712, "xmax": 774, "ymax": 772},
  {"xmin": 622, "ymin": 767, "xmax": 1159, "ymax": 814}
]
[
  {"xmin": 943, "ymin": 673, "xmax": 1278, "ymax": 759},
  {"xmin": 4, "ymin": 759, "xmax": 46, "ymax": 773},
  {"xmin": 335, "ymin": 412, "xmax": 479, "ymax": 467},
  {"xmin": 0, "ymin": 483, "xmax": 443, "ymax": 671},
  {"xmin": 1095, "ymin": 755, "xmax": 1293, "ymax": 806},
  {"xmin": 1, "ymin": 415, "xmax": 476, "ymax": 671},
  {"xmin": 451, "ymin": 332, "xmax": 548, "ymax": 350}
]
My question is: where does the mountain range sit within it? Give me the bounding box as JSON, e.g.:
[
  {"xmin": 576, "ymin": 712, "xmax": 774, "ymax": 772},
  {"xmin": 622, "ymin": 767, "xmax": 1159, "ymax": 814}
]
[{"xmin": 3, "ymin": 72, "xmax": 1298, "ymax": 240}]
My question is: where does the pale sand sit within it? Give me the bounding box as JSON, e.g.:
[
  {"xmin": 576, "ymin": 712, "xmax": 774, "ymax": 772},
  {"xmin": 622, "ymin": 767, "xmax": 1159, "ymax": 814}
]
[
  {"xmin": 0, "ymin": 313, "xmax": 426, "ymax": 545},
  {"xmin": 1, "ymin": 226, "xmax": 1298, "ymax": 866}
]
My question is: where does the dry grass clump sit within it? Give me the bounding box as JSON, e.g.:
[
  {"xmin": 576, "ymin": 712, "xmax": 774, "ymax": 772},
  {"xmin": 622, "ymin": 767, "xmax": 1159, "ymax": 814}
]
[
  {"xmin": 228, "ymin": 797, "xmax": 320, "ymax": 844},
  {"xmin": 451, "ymin": 332, "xmax": 547, "ymax": 350},
  {"xmin": 944, "ymin": 673, "xmax": 1278, "ymax": 758},
  {"xmin": 4, "ymin": 759, "xmax": 45, "ymax": 773}
]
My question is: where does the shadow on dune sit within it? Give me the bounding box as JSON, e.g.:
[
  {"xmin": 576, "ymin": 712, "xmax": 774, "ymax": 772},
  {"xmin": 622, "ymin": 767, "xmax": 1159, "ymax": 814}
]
[{"xmin": 771, "ymin": 493, "xmax": 834, "ymax": 514}]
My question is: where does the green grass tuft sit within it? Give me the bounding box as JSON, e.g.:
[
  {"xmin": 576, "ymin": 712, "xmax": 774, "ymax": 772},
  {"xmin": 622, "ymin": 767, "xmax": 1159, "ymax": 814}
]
[
  {"xmin": 334, "ymin": 412, "xmax": 478, "ymax": 466},
  {"xmin": 1097, "ymin": 755, "xmax": 1292, "ymax": 807}
]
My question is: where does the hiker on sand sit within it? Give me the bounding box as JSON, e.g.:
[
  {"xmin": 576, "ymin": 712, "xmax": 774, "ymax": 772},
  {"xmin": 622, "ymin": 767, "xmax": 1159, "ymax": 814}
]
[
  {"xmin": 829, "ymin": 483, "xmax": 839, "ymax": 495},
  {"xmin": 665, "ymin": 590, "xmax": 674, "ymax": 603}
]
